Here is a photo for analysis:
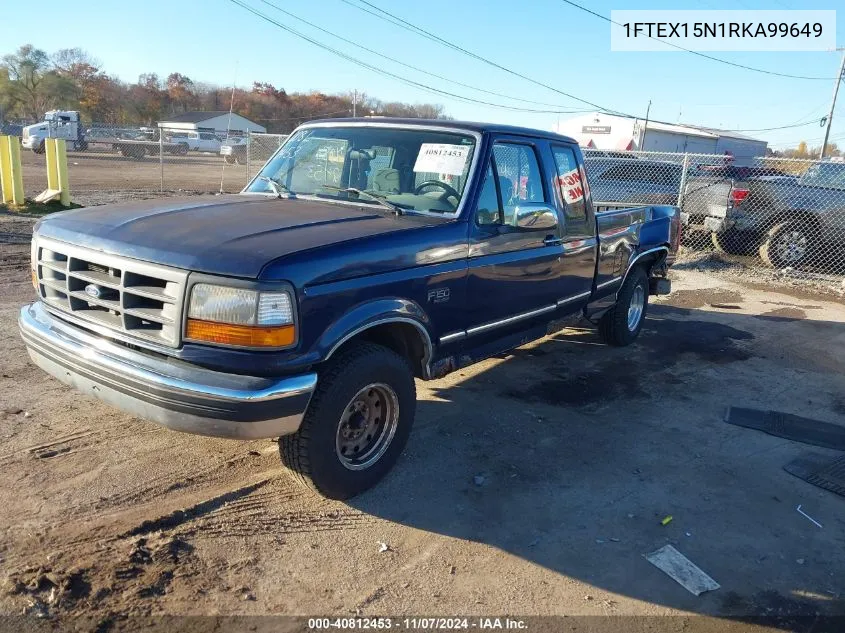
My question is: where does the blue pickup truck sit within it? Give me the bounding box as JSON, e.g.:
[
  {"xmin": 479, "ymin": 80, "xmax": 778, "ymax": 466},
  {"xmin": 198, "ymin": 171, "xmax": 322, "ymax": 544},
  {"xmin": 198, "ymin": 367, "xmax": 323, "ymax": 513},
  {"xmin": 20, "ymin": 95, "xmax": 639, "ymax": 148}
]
[{"xmin": 20, "ymin": 119, "xmax": 680, "ymax": 498}]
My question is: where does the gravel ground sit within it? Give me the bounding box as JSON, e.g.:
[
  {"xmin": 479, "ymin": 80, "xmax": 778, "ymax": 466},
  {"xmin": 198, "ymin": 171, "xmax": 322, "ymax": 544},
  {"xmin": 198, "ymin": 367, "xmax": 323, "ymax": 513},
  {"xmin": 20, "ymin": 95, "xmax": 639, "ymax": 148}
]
[
  {"xmin": 1, "ymin": 213, "xmax": 844, "ymax": 630},
  {"xmin": 19, "ymin": 149, "xmax": 251, "ymax": 207}
]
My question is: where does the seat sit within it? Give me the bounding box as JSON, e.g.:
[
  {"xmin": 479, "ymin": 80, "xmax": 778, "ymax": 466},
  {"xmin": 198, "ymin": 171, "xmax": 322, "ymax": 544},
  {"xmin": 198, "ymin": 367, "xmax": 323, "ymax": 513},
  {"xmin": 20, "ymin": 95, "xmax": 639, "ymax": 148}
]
[{"xmin": 371, "ymin": 168, "xmax": 400, "ymax": 193}]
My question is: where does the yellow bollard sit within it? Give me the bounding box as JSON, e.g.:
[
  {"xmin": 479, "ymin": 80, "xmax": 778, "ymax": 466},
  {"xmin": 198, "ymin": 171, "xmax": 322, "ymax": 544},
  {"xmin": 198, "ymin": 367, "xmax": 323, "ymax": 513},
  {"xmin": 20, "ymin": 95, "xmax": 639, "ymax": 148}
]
[
  {"xmin": 55, "ymin": 139, "xmax": 70, "ymax": 207},
  {"xmin": 0, "ymin": 135, "xmax": 26, "ymax": 206},
  {"xmin": 43, "ymin": 138, "xmax": 71, "ymax": 207}
]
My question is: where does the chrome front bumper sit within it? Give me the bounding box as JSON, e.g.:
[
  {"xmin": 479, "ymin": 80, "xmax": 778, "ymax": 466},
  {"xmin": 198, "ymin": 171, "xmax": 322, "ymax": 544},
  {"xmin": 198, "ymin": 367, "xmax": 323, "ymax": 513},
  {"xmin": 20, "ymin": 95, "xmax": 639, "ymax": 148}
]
[{"xmin": 19, "ymin": 301, "xmax": 317, "ymax": 440}]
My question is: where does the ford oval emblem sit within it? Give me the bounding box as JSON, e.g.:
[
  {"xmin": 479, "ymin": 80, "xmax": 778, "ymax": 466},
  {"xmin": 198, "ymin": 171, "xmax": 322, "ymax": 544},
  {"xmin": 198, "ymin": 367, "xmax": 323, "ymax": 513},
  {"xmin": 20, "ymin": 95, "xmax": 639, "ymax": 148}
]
[{"xmin": 84, "ymin": 284, "xmax": 101, "ymax": 299}]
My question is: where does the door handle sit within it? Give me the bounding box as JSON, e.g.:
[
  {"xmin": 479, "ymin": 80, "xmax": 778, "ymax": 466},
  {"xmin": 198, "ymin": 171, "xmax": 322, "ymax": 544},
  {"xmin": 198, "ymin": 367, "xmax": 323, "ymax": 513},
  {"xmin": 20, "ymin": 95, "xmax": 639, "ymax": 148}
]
[{"xmin": 543, "ymin": 236, "xmax": 564, "ymax": 246}]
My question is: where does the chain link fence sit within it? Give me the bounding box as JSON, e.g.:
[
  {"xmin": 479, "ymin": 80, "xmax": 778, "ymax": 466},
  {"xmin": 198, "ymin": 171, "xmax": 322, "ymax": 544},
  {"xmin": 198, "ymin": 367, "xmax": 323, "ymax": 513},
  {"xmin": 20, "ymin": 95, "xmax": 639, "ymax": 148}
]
[
  {"xmin": 9, "ymin": 125, "xmax": 845, "ymax": 278},
  {"xmin": 584, "ymin": 149, "xmax": 845, "ymax": 277},
  {"xmin": 13, "ymin": 124, "xmax": 289, "ymax": 206}
]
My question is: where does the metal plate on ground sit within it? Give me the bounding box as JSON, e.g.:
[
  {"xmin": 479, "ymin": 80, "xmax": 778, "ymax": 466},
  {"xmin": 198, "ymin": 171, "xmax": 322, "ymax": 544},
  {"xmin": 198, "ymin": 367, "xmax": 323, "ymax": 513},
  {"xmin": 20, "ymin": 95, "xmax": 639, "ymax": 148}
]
[
  {"xmin": 645, "ymin": 544, "xmax": 720, "ymax": 596},
  {"xmin": 725, "ymin": 407, "xmax": 845, "ymax": 451},
  {"xmin": 784, "ymin": 453, "xmax": 845, "ymax": 498}
]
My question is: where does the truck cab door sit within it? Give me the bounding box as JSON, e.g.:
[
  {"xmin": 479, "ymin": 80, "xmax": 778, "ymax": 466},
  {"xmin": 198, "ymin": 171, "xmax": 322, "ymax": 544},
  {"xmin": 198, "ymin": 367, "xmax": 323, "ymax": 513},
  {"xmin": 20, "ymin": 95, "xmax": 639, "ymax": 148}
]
[
  {"xmin": 549, "ymin": 144, "xmax": 599, "ymax": 308},
  {"xmin": 464, "ymin": 139, "xmax": 565, "ymax": 336}
]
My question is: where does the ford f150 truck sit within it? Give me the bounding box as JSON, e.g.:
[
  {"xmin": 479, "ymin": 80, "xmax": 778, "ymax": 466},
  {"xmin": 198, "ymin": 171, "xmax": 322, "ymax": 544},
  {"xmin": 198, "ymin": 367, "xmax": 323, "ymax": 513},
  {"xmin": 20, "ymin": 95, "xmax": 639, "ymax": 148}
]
[
  {"xmin": 691, "ymin": 160, "xmax": 845, "ymax": 267},
  {"xmin": 19, "ymin": 119, "xmax": 680, "ymax": 499}
]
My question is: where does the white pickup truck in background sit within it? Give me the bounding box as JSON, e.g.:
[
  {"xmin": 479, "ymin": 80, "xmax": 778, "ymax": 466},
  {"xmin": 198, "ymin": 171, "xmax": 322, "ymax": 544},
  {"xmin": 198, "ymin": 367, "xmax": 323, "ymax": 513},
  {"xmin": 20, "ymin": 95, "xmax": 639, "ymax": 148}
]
[{"xmin": 166, "ymin": 131, "xmax": 223, "ymax": 153}]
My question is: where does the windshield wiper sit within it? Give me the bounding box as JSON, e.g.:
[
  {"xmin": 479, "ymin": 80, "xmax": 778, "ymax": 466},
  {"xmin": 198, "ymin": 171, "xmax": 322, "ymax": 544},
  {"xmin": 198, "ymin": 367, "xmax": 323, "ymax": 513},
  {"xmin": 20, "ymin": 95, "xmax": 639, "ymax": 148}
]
[
  {"xmin": 256, "ymin": 175, "xmax": 291, "ymax": 198},
  {"xmin": 319, "ymin": 186, "xmax": 404, "ymax": 215}
]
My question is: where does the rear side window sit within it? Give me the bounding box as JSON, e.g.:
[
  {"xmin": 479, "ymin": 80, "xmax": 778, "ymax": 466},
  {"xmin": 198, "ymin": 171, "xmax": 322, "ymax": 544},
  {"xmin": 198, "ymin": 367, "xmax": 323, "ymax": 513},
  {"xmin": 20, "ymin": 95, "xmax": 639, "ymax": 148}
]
[{"xmin": 551, "ymin": 146, "xmax": 587, "ymax": 221}]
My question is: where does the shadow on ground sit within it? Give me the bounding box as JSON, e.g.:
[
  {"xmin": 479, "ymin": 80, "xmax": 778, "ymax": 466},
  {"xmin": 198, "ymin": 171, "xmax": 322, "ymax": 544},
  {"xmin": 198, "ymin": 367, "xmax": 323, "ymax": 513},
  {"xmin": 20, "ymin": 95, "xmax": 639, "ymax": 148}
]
[{"xmin": 351, "ymin": 304, "xmax": 845, "ymax": 628}]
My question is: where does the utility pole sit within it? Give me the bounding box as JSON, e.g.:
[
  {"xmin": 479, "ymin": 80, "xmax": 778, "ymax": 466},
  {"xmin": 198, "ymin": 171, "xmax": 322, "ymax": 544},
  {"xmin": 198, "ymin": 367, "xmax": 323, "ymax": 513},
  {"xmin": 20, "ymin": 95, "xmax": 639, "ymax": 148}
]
[
  {"xmin": 640, "ymin": 99, "xmax": 652, "ymax": 150},
  {"xmin": 820, "ymin": 48, "xmax": 845, "ymax": 160},
  {"xmin": 352, "ymin": 89, "xmax": 357, "ymax": 118}
]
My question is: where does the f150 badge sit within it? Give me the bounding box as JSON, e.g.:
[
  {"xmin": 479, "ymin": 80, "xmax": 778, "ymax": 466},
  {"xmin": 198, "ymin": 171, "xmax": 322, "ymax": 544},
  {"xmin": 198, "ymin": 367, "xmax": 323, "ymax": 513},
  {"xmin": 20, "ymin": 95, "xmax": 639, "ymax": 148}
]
[
  {"xmin": 85, "ymin": 284, "xmax": 101, "ymax": 299},
  {"xmin": 427, "ymin": 287, "xmax": 450, "ymax": 304}
]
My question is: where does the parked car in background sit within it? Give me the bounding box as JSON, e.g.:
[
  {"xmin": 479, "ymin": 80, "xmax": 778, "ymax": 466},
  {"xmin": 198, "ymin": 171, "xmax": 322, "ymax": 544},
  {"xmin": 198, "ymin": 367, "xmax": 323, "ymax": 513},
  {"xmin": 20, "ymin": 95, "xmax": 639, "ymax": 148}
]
[
  {"xmin": 220, "ymin": 136, "xmax": 248, "ymax": 164},
  {"xmin": 20, "ymin": 118, "xmax": 680, "ymax": 499},
  {"xmin": 696, "ymin": 160, "xmax": 845, "ymax": 267},
  {"xmin": 167, "ymin": 131, "xmax": 223, "ymax": 153},
  {"xmin": 585, "ymin": 158, "xmax": 746, "ymax": 248},
  {"xmin": 586, "ymin": 158, "xmax": 682, "ymax": 205}
]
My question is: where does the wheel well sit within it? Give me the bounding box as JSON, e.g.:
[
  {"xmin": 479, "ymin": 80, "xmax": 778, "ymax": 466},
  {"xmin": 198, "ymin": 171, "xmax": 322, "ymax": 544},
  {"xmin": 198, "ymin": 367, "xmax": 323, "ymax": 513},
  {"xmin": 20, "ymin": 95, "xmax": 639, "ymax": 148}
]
[
  {"xmin": 769, "ymin": 212, "xmax": 821, "ymax": 236},
  {"xmin": 626, "ymin": 247, "xmax": 669, "ymax": 280},
  {"xmin": 330, "ymin": 322, "xmax": 428, "ymax": 378}
]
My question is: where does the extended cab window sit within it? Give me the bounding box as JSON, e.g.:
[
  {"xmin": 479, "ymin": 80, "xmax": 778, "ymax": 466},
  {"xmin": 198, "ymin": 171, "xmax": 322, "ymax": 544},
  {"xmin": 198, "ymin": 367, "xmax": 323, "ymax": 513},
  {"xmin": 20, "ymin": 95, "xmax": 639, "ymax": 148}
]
[{"xmin": 552, "ymin": 146, "xmax": 589, "ymax": 219}]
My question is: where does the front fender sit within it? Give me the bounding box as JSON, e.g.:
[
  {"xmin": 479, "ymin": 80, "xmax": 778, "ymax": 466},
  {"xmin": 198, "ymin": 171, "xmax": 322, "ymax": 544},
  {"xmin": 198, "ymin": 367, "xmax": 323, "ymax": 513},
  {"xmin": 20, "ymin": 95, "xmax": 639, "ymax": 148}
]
[{"xmin": 314, "ymin": 297, "xmax": 435, "ymax": 364}]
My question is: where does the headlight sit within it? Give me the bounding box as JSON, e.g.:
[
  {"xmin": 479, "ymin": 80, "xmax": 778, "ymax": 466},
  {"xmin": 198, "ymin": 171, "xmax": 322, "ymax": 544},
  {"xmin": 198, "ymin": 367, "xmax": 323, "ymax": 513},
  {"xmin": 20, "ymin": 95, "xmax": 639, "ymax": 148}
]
[{"xmin": 186, "ymin": 283, "xmax": 295, "ymax": 348}]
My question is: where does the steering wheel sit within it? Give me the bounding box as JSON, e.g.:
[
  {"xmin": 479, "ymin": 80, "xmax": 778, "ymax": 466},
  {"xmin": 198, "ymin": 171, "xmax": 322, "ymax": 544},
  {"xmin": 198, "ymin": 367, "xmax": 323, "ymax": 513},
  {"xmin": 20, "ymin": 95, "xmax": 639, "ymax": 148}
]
[{"xmin": 414, "ymin": 180, "xmax": 461, "ymax": 201}]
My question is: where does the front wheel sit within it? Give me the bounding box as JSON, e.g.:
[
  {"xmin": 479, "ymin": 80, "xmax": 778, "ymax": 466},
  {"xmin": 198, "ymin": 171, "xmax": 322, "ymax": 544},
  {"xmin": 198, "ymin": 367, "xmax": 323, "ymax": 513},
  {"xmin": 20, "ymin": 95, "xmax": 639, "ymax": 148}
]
[
  {"xmin": 280, "ymin": 342, "xmax": 416, "ymax": 499},
  {"xmin": 599, "ymin": 266, "xmax": 649, "ymax": 347}
]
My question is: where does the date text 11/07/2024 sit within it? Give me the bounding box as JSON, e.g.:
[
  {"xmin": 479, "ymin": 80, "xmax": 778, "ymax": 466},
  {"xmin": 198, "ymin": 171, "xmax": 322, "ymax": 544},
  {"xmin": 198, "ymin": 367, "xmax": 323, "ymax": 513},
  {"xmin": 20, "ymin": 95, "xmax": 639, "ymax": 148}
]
[
  {"xmin": 307, "ymin": 618, "xmax": 528, "ymax": 630},
  {"xmin": 622, "ymin": 22, "xmax": 823, "ymax": 39}
]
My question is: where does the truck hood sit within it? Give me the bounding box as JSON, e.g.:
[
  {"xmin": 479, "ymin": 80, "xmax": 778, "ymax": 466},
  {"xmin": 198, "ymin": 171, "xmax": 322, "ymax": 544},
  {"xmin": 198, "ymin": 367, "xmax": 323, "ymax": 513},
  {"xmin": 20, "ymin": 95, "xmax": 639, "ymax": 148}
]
[{"xmin": 36, "ymin": 194, "xmax": 441, "ymax": 278}]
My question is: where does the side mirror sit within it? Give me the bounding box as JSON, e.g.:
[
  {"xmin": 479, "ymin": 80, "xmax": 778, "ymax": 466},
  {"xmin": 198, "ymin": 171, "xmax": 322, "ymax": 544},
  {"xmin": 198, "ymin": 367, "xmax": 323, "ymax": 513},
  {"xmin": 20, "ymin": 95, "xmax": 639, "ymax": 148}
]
[{"xmin": 513, "ymin": 205, "xmax": 559, "ymax": 230}]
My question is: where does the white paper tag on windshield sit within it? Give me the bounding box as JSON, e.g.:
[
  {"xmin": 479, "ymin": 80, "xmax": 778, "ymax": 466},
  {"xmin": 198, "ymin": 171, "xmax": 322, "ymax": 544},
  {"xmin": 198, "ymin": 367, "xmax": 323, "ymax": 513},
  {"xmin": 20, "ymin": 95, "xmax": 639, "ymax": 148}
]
[{"xmin": 414, "ymin": 143, "xmax": 471, "ymax": 176}]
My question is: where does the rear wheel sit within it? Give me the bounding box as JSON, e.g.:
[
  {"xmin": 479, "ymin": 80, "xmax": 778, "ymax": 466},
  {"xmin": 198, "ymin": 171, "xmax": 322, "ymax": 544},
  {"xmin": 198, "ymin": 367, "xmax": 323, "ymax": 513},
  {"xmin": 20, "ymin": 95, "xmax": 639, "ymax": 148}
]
[
  {"xmin": 599, "ymin": 266, "xmax": 649, "ymax": 347},
  {"xmin": 759, "ymin": 221, "xmax": 812, "ymax": 268},
  {"xmin": 279, "ymin": 342, "xmax": 416, "ymax": 499}
]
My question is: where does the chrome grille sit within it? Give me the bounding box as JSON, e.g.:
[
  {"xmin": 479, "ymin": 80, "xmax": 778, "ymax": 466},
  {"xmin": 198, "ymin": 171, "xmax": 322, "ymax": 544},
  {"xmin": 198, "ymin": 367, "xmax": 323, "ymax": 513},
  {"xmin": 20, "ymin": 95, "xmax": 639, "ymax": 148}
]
[{"xmin": 35, "ymin": 237, "xmax": 187, "ymax": 347}]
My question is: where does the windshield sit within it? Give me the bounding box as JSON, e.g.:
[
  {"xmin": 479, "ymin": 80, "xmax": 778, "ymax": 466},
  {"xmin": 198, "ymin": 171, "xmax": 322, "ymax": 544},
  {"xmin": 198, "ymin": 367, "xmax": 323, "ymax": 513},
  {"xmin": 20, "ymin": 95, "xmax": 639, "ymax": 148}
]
[
  {"xmin": 800, "ymin": 163, "xmax": 845, "ymax": 190},
  {"xmin": 244, "ymin": 125, "xmax": 478, "ymax": 216}
]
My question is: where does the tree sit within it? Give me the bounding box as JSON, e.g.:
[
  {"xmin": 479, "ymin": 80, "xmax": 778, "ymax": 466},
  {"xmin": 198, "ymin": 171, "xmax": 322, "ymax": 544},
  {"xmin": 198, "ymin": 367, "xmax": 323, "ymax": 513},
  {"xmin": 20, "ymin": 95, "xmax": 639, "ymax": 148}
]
[
  {"xmin": 2, "ymin": 45, "xmax": 51, "ymax": 119},
  {"xmin": 0, "ymin": 66, "xmax": 19, "ymax": 122},
  {"xmin": 166, "ymin": 73, "xmax": 196, "ymax": 112}
]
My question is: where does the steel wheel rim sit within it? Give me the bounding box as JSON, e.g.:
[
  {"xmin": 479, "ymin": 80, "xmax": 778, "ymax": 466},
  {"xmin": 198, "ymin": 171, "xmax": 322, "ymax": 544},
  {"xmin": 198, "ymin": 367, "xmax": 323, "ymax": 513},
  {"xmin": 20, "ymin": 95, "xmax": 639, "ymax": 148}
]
[
  {"xmin": 335, "ymin": 383, "xmax": 399, "ymax": 471},
  {"xmin": 775, "ymin": 230, "xmax": 807, "ymax": 263},
  {"xmin": 627, "ymin": 284, "xmax": 645, "ymax": 332}
]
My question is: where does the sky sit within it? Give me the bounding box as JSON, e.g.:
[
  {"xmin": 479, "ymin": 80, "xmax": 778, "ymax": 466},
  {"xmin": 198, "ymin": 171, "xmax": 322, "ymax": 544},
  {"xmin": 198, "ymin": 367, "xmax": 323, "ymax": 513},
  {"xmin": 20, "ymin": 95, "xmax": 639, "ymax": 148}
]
[{"xmin": 0, "ymin": 0, "xmax": 843, "ymax": 150}]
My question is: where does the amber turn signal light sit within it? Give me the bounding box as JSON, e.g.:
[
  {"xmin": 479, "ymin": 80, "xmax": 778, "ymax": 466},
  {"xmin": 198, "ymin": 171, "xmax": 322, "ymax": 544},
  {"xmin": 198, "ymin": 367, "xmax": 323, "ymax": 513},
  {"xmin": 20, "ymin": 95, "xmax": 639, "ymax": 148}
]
[{"xmin": 186, "ymin": 318, "xmax": 295, "ymax": 348}]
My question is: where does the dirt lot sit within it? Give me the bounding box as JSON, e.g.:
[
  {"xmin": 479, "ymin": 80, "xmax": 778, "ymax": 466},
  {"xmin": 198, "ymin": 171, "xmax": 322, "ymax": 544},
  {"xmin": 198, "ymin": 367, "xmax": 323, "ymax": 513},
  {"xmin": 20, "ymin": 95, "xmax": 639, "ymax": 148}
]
[
  {"xmin": 1, "ymin": 213, "xmax": 844, "ymax": 630},
  {"xmin": 19, "ymin": 149, "xmax": 251, "ymax": 206}
]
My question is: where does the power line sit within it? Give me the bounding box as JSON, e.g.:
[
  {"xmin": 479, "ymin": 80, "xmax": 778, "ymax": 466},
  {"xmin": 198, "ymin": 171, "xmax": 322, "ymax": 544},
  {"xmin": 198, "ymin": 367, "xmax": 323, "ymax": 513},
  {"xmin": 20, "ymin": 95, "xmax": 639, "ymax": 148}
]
[
  {"xmin": 226, "ymin": 0, "xmax": 604, "ymax": 115},
  {"xmin": 718, "ymin": 118, "xmax": 825, "ymax": 133},
  {"xmin": 254, "ymin": 0, "xmax": 593, "ymax": 114},
  {"xmin": 558, "ymin": 0, "xmax": 838, "ymax": 81},
  {"xmin": 337, "ymin": 0, "xmax": 624, "ymax": 114}
]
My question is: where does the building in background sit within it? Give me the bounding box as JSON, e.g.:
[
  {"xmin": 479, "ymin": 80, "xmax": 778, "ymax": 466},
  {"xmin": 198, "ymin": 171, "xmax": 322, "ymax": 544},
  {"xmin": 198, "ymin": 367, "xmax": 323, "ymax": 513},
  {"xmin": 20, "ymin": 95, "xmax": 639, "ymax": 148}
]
[
  {"xmin": 554, "ymin": 112, "xmax": 767, "ymax": 164},
  {"xmin": 157, "ymin": 111, "xmax": 266, "ymax": 136}
]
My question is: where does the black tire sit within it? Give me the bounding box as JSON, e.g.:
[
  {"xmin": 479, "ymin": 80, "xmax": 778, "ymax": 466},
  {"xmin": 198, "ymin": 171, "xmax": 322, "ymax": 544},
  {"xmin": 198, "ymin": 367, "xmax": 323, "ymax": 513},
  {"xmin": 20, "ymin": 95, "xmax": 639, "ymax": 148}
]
[
  {"xmin": 599, "ymin": 266, "xmax": 649, "ymax": 347},
  {"xmin": 32, "ymin": 142, "xmax": 45, "ymax": 155},
  {"xmin": 224, "ymin": 155, "xmax": 235, "ymax": 164},
  {"xmin": 759, "ymin": 221, "xmax": 812, "ymax": 269},
  {"xmin": 280, "ymin": 342, "xmax": 416, "ymax": 499},
  {"xmin": 711, "ymin": 230, "xmax": 755, "ymax": 256},
  {"xmin": 177, "ymin": 143, "xmax": 189, "ymax": 156}
]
